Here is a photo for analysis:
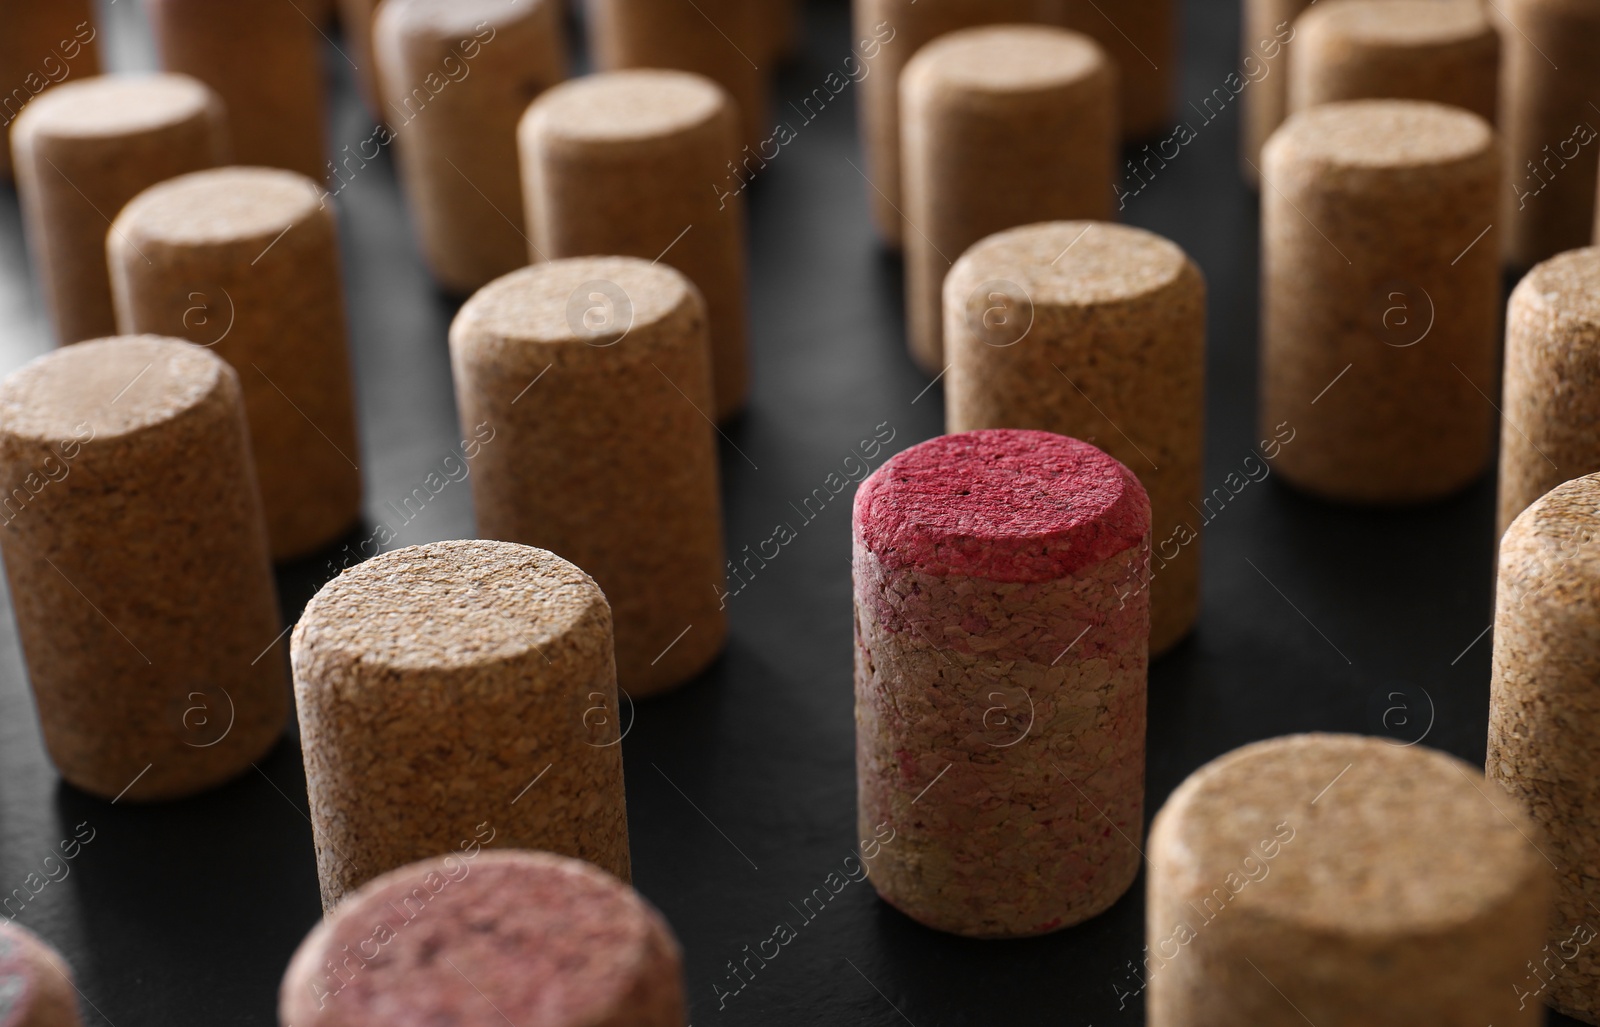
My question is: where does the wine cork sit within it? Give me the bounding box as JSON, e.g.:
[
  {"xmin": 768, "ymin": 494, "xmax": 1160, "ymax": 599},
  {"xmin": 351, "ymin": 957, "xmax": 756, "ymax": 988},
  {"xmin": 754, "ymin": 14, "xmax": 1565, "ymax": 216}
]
[
  {"xmin": 0, "ymin": 0, "xmax": 101, "ymax": 182},
  {"xmin": 146, "ymin": 0, "xmax": 326, "ymax": 181},
  {"xmin": 450, "ymin": 257, "xmax": 727, "ymax": 697},
  {"xmin": 901, "ymin": 26, "xmax": 1115, "ymax": 373},
  {"xmin": 292, "ymin": 539, "xmax": 631, "ymax": 911},
  {"xmin": 585, "ymin": 0, "xmax": 767, "ymax": 150},
  {"xmin": 1491, "ymin": 472, "xmax": 1600, "ymax": 1023},
  {"xmin": 0, "ymin": 336, "xmax": 287, "ymax": 801},
  {"xmin": 280, "ymin": 851, "xmax": 684, "ymax": 1026},
  {"xmin": 1500, "ymin": 0, "xmax": 1600, "ymax": 269},
  {"xmin": 1056, "ymin": 0, "xmax": 1176, "ymax": 138},
  {"xmin": 854, "ymin": 429, "xmax": 1151, "ymax": 938},
  {"xmin": 853, "ymin": 0, "xmax": 1054, "ymax": 249},
  {"xmin": 1496, "ymin": 247, "xmax": 1600, "ymax": 538},
  {"xmin": 1148, "ymin": 734, "xmax": 1550, "ymax": 1026},
  {"xmin": 1288, "ymin": 0, "xmax": 1498, "ymax": 123},
  {"xmin": 108, "ymin": 167, "xmax": 363, "ymax": 562},
  {"xmin": 0, "ymin": 922, "xmax": 81, "ymax": 1027},
  {"xmin": 761, "ymin": 0, "xmax": 802, "ymax": 63},
  {"xmin": 9, "ymin": 74, "xmax": 227, "ymax": 345},
  {"xmin": 945, "ymin": 222, "xmax": 1205, "ymax": 656},
  {"xmin": 1260, "ymin": 100, "xmax": 1499, "ymax": 502},
  {"xmin": 1239, "ymin": 0, "xmax": 1310, "ymax": 186},
  {"xmin": 337, "ymin": 0, "xmax": 384, "ymax": 120},
  {"xmin": 374, "ymin": 0, "xmax": 566, "ymax": 294},
  {"xmin": 519, "ymin": 70, "xmax": 749, "ymax": 420}
]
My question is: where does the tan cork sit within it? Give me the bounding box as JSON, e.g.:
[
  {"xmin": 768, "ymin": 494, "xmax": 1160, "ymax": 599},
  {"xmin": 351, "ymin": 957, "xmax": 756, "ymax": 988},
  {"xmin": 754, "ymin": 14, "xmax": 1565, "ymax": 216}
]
[
  {"xmin": 280, "ymin": 851, "xmax": 684, "ymax": 1027},
  {"xmin": 0, "ymin": 336, "xmax": 288, "ymax": 801},
  {"xmin": 1240, "ymin": 0, "xmax": 1311, "ymax": 186},
  {"xmin": 291, "ymin": 539, "xmax": 631, "ymax": 912},
  {"xmin": 1491, "ymin": 472, "xmax": 1600, "ymax": 1024},
  {"xmin": 1499, "ymin": 0, "xmax": 1600, "ymax": 269},
  {"xmin": 1055, "ymin": 0, "xmax": 1177, "ymax": 138},
  {"xmin": 520, "ymin": 70, "xmax": 749, "ymax": 421},
  {"xmin": 450, "ymin": 257, "xmax": 728, "ymax": 697},
  {"xmin": 1148, "ymin": 734, "xmax": 1551, "ymax": 1027},
  {"xmin": 1259, "ymin": 100, "xmax": 1499, "ymax": 503},
  {"xmin": 338, "ymin": 0, "xmax": 384, "ymax": 121},
  {"xmin": 1497, "ymin": 247, "xmax": 1600, "ymax": 537},
  {"xmin": 901, "ymin": 26, "xmax": 1116, "ymax": 373},
  {"xmin": 0, "ymin": 921, "xmax": 82, "ymax": 1027},
  {"xmin": 1288, "ymin": 0, "xmax": 1498, "ymax": 124},
  {"xmin": 760, "ymin": 0, "xmax": 802, "ymax": 63},
  {"xmin": 945, "ymin": 221, "xmax": 1205, "ymax": 656},
  {"xmin": 145, "ymin": 0, "xmax": 325, "ymax": 182},
  {"xmin": 108, "ymin": 167, "xmax": 364, "ymax": 561},
  {"xmin": 0, "ymin": 0, "xmax": 100, "ymax": 182},
  {"xmin": 374, "ymin": 0, "xmax": 566, "ymax": 294},
  {"xmin": 10, "ymin": 74, "xmax": 227, "ymax": 345}
]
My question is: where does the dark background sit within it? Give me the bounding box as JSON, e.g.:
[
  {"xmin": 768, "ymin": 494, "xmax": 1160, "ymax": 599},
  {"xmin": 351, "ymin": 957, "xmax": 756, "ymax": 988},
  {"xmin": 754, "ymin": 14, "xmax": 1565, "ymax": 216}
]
[{"xmin": 0, "ymin": 0, "xmax": 1574, "ymax": 1024}]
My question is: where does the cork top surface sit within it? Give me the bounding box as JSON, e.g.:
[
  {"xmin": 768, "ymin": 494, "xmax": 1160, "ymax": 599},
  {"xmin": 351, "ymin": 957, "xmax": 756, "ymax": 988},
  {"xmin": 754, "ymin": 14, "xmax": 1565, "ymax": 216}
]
[
  {"xmin": 905, "ymin": 25, "xmax": 1106, "ymax": 93},
  {"xmin": 1301, "ymin": 0, "xmax": 1491, "ymax": 45},
  {"xmin": 15, "ymin": 73, "xmax": 216, "ymax": 139},
  {"xmin": 294, "ymin": 540, "xmax": 606, "ymax": 673},
  {"xmin": 115, "ymin": 167, "xmax": 324, "ymax": 247},
  {"xmin": 525, "ymin": 70, "xmax": 726, "ymax": 144},
  {"xmin": 954, "ymin": 221, "xmax": 1193, "ymax": 308},
  {"xmin": 380, "ymin": 0, "xmax": 543, "ymax": 35},
  {"xmin": 1504, "ymin": 471, "xmax": 1600, "ymax": 562},
  {"xmin": 1155, "ymin": 734, "xmax": 1542, "ymax": 935},
  {"xmin": 453, "ymin": 256, "xmax": 693, "ymax": 348},
  {"xmin": 1269, "ymin": 99, "xmax": 1492, "ymax": 169},
  {"xmin": 287, "ymin": 851, "xmax": 676, "ymax": 1025},
  {"xmin": 0, "ymin": 922, "xmax": 40, "ymax": 1027},
  {"xmin": 0, "ymin": 335, "xmax": 226, "ymax": 443},
  {"xmin": 1515, "ymin": 246, "xmax": 1600, "ymax": 329},
  {"xmin": 855, "ymin": 429, "xmax": 1150, "ymax": 582}
]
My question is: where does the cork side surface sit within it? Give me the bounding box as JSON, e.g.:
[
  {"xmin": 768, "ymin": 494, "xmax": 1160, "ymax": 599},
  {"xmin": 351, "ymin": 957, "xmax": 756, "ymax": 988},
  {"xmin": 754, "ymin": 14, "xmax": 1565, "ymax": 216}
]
[{"xmin": 0, "ymin": 921, "xmax": 82, "ymax": 1027}]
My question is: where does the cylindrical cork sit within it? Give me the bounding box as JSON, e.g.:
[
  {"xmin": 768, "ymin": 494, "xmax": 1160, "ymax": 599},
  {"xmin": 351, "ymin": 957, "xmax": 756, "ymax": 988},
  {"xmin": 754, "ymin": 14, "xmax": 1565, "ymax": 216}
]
[
  {"xmin": 1147, "ymin": 734, "xmax": 1551, "ymax": 1026},
  {"xmin": 520, "ymin": 70, "xmax": 748, "ymax": 420},
  {"xmin": 1491, "ymin": 472, "xmax": 1600, "ymax": 1024},
  {"xmin": 853, "ymin": 0, "xmax": 1054, "ymax": 250},
  {"xmin": 1260, "ymin": 100, "xmax": 1499, "ymax": 502},
  {"xmin": 0, "ymin": 336, "xmax": 287, "ymax": 801},
  {"xmin": 1056, "ymin": 0, "xmax": 1176, "ymax": 138},
  {"xmin": 450, "ymin": 257, "xmax": 727, "ymax": 697},
  {"xmin": 145, "ymin": 0, "xmax": 326, "ymax": 181},
  {"xmin": 0, "ymin": 0, "xmax": 101, "ymax": 182},
  {"xmin": 280, "ymin": 851, "xmax": 684, "ymax": 1026},
  {"xmin": 945, "ymin": 222, "xmax": 1205, "ymax": 656},
  {"xmin": 0, "ymin": 922, "xmax": 82, "ymax": 1027},
  {"xmin": 108, "ymin": 168, "xmax": 364, "ymax": 562},
  {"xmin": 901, "ymin": 26, "xmax": 1116, "ymax": 374},
  {"xmin": 760, "ymin": 0, "xmax": 802, "ymax": 63},
  {"xmin": 1239, "ymin": 0, "xmax": 1310, "ymax": 186},
  {"xmin": 337, "ymin": 0, "xmax": 384, "ymax": 120},
  {"xmin": 854, "ymin": 429, "xmax": 1151, "ymax": 938},
  {"xmin": 1500, "ymin": 0, "xmax": 1600, "ymax": 269},
  {"xmin": 1496, "ymin": 248, "xmax": 1600, "ymax": 537},
  {"xmin": 585, "ymin": 0, "xmax": 766, "ymax": 150},
  {"xmin": 1288, "ymin": 0, "xmax": 1498, "ymax": 122},
  {"xmin": 374, "ymin": 0, "xmax": 566, "ymax": 294},
  {"xmin": 292, "ymin": 539, "xmax": 631, "ymax": 911},
  {"xmin": 9, "ymin": 74, "xmax": 227, "ymax": 345}
]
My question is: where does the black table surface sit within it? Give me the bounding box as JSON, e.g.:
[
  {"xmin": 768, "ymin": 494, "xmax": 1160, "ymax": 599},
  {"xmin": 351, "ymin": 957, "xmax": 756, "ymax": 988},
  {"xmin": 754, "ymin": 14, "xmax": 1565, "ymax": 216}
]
[{"xmin": 0, "ymin": 0, "xmax": 1577, "ymax": 1024}]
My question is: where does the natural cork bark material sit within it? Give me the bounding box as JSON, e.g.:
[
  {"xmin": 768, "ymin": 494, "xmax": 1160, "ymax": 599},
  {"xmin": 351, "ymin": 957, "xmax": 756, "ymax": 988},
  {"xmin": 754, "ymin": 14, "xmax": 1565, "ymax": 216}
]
[
  {"xmin": 337, "ymin": 0, "xmax": 384, "ymax": 121},
  {"xmin": 1057, "ymin": 0, "xmax": 1177, "ymax": 138},
  {"xmin": 109, "ymin": 167, "xmax": 364, "ymax": 562},
  {"xmin": 10, "ymin": 74, "xmax": 227, "ymax": 345},
  {"xmin": 0, "ymin": 0, "xmax": 101, "ymax": 182},
  {"xmin": 854, "ymin": 429, "xmax": 1151, "ymax": 938},
  {"xmin": 1148, "ymin": 734, "xmax": 1550, "ymax": 1027},
  {"xmin": 1239, "ymin": 0, "xmax": 1311, "ymax": 186},
  {"xmin": 1288, "ymin": 0, "xmax": 1498, "ymax": 123},
  {"xmin": 901, "ymin": 26, "xmax": 1115, "ymax": 373},
  {"xmin": 0, "ymin": 336, "xmax": 287, "ymax": 801},
  {"xmin": 1492, "ymin": 473, "xmax": 1600, "ymax": 1024},
  {"xmin": 292, "ymin": 540, "xmax": 631, "ymax": 911},
  {"xmin": 451, "ymin": 257, "xmax": 727, "ymax": 697},
  {"xmin": 520, "ymin": 70, "xmax": 749, "ymax": 421},
  {"xmin": 1497, "ymin": 247, "xmax": 1600, "ymax": 538},
  {"xmin": 946, "ymin": 222, "xmax": 1205, "ymax": 656},
  {"xmin": 280, "ymin": 851, "xmax": 685, "ymax": 1027},
  {"xmin": 375, "ymin": 0, "xmax": 566, "ymax": 294},
  {"xmin": 0, "ymin": 921, "xmax": 82, "ymax": 1027},
  {"xmin": 146, "ymin": 0, "xmax": 326, "ymax": 181},
  {"xmin": 1260, "ymin": 100, "xmax": 1499, "ymax": 502}
]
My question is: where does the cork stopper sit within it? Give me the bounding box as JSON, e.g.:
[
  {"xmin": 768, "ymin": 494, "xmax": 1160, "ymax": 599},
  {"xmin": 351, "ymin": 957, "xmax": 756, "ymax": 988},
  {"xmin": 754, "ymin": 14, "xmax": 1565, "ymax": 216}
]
[
  {"xmin": 1266, "ymin": 98, "xmax": 1494, "ymax": 177},
  {"xmin": 280, "ymin": 851, "xmax": 685, "ymax": 1027},
  {"xmin": 524, "ymin": 69, "xmax": 726, "ymax": 151},
  {"xmin": 0, "ymin": 0, "xmax": 101, "ymax": 181},
  {"xmin": 113, "ymin": 165, "xmax": 322, "ymax": 249},
  {"xmin": 951, "ymin": 220, "xmax": 1191, "ymax": 309},
  {"xmin": 0, "ymin": 922, "xmax": 81, "ymax": 1027},
  {"xmin": 14, "ymin": 74, "xmax": 217, "ymax": 140},
  {"xmin": 903, "ymin": 24, "xmax": 1106, "ymax": 98},
  {"xmin": 1056, "ymin": 0, "xmax": 1175, "ymax": 137}
]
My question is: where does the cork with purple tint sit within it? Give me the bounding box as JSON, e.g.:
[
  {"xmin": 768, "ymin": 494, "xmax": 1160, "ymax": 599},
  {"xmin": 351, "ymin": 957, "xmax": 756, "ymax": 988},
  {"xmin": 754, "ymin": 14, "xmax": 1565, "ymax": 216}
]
[{"xmin": 853, "ymin": 429, "xmax": 1151, "ymax": 938}]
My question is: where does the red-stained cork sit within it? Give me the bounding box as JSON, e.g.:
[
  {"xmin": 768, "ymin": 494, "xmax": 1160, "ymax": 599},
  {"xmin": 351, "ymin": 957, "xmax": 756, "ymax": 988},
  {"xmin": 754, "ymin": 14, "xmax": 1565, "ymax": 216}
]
[
  {"xmin": 280, "ymin": 851, "xmax": 685, "ymax": 1027},
  {"xmin": 0, "ymin": 921, "xmax": 82, "ymax": 1027}
]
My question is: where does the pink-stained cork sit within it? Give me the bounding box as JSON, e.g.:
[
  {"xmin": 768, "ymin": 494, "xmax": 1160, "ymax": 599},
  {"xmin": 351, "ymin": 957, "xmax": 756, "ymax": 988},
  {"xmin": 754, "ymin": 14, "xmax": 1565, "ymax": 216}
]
[
  {"xmin": 280, "ymin": 851, "xmax": 685, "ymax": 1027},
  {"xmin": 854, "ymin": 429, "xmax": 1151, "ymax": 938},
  {"xmin": 0, "ymin": 922, "xmax": 81, "ymax": 1027}
]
